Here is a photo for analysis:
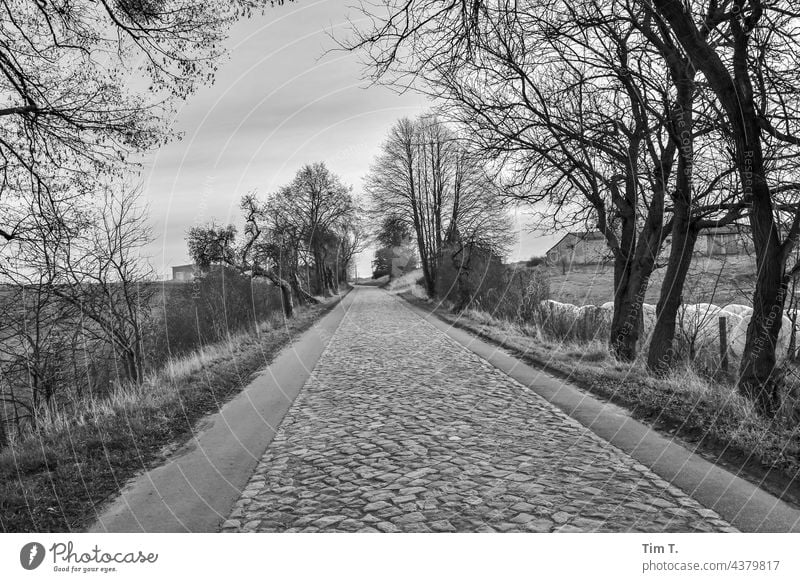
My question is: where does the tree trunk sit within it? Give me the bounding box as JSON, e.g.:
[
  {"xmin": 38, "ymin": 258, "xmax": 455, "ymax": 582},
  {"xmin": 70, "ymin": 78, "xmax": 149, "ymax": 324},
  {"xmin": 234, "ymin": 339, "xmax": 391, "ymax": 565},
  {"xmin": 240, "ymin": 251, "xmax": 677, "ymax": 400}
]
[
  {"xmin": 647, "ymin": 119, "xmax": 696, "ymax": 373},
  {"xmin": 262, "ymin": 270, "xmax": 294, "ymax": 318},
  {"xmin": 291, "ymin": 271, "xmax": 318, "ymax": 306},
  {"xmin": 738, "ymin": 178, "xmax": 786, "ymax": 416},
  {"xmin": 608, "ymin": 173, "xmax": 639, "ymax": 360},
  {"xmin": 610, "ymin": 224, "xmax": 665, "ymax": 361},
  {"xmin": 450, "ymin": 244, "xmax": 472, "ymax": 312},
  {"xmin": 732, "ymin": 101, "xmax": 785, "ymax": 416},
  {"xmin": 325, "ymin": 265, "xmax": 338, "ymax": 295},
  {"xmin": 646, "ymin": 48, "xmax": 697, "ymax": 374},
  {"xmin": 314, "ymin": 248, "xmax": 331, "ymax": 297},
  {"xmin": 608, "ymin": 176, "xmax": 665, "ymax": 361},
  {"xmin": 648, "ymin": 221, "xmax": 699, "ymax": 373},
  {"xmin": 648, "ymin": 0, "xmax": 787, "ymax": 418},
  {"xmin": 277, "ymin": 279, "xmax": 294, "ymax": 318},
  {"xmin": 415, "ymin": 228, "xmax": 436, "ymax": 297},
  {"xmin": 124, "ymin": 343, "xmax": 144, "ymax": 386},
  {"xmin": 610, "ymin": 267, "xmax": 646, "ymax": 361},
  {"xmin": 291, "ymin": 274, "xmax": 308, "ymax": 306}
]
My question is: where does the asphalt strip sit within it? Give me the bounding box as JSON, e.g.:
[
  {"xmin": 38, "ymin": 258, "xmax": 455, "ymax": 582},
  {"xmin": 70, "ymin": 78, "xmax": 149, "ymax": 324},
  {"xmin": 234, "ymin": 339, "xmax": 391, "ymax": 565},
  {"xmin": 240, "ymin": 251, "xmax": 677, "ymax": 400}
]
[{"xmin": 88, "ymin": 292, "xmax": 354, "ymax": 533}]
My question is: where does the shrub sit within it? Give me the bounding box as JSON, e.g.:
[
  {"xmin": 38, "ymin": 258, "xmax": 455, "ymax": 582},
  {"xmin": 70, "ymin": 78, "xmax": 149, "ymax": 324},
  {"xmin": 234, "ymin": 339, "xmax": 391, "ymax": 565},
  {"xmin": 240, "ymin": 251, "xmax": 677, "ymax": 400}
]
[
  {"xmin": 526, "ymin": 255, "xmax": 547, "ymax": 267},
  {"xmin": 436, "ymin": 243, "xmax": 506, "ymax": 311},
  {"xmin": 519, "ymin": 271, "xmax": 550, "ymax": 324}
]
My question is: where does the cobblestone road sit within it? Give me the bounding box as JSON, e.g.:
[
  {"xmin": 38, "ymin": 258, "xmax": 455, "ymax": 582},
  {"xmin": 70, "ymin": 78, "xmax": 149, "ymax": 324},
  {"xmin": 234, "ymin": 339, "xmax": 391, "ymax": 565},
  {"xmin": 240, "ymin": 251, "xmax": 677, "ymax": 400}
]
[{"xmin": 222, "ymin": 287, "xmax": 736, "ymax": 533}]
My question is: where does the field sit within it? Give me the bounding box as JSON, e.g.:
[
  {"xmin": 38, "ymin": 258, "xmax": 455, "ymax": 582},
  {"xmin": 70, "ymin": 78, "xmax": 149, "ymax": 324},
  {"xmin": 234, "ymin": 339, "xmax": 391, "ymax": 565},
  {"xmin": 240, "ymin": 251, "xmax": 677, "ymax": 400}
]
[{"xmin": 541, "ymin": 255, "xmax": 757, "ymax": 307}]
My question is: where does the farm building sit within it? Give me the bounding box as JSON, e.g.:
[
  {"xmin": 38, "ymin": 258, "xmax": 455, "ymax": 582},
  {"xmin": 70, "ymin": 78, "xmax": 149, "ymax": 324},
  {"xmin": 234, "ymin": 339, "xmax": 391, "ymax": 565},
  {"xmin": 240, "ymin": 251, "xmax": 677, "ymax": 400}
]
[
  {"xmin": 661, "ymin": 224, "xmax": 753, "ymax": 258},
  {"xmin": 546, "ymin": 224, "xmax": 753, "ymax": 267},
  {"xmin": 702, "ymin": 224, "xmax": 753, "ymax": 256},
  {"xmin": 171, "ymin": 263, "xmax": 231, "ymax": 281},
  {"xmin": 546, "ymin": 232, "xmax": 609, "ymax": 266},
  {"xmin": 172, "ymin": 264, "xmax": 199, "ymax": 281}
]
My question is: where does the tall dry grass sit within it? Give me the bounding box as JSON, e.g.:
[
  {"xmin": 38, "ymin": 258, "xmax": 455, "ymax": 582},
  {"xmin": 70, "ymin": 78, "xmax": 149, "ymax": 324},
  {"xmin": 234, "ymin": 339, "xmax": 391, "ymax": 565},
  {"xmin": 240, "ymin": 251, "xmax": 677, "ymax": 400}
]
[{"xmin": 3, "ymin": 314, "xmax": 283, "ymax": 451}]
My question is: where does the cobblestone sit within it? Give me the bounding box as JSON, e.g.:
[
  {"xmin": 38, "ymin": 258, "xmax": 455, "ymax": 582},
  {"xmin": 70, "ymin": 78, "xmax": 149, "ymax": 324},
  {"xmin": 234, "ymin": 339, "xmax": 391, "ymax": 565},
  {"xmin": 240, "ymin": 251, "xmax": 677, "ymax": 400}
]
[{"xmin": 222, "ymin": 288, "xmax": 735, "ymax": 533}]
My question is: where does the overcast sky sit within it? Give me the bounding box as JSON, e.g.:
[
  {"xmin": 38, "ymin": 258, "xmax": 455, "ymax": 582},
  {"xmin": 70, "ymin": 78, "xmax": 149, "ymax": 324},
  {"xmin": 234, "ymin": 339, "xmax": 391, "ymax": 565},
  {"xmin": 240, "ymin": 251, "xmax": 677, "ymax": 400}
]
[{"xmin": 141, "ymin": 0, "xmax": 560, "ymax": 278}]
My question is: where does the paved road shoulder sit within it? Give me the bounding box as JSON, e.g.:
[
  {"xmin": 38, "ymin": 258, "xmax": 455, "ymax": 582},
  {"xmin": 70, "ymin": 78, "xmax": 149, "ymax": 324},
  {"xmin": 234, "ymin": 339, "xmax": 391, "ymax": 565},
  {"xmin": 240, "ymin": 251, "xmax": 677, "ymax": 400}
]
[{"xmin": 88, "ymin": 292, "xmax": 354, "ymax": 533}]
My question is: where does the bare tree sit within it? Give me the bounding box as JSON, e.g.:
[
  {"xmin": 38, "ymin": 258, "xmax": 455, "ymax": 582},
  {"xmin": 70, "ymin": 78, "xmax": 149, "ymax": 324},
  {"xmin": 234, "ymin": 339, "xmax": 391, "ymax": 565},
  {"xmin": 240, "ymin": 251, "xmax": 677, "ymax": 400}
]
[
  {"xmin": 351, "ymin": 3, "xmax": 680, "ymax": 358},
  {"xmin": 187, "ymin": 166, "xmax": 362, "ymax": 318},
  {"xmin": 0, "ymin": 184, "xmax": 91, "ymax": 432},
  {"xmin": 272, "ymin": 163, "xmax": 358, "ymax": 297},
  {"xmin": 365, "ymin": 115, "xmax": 512, "ymax": 297},
  {"xmin": 335, "ymin": 210, "xmax": 369, "ymax": 283},
  {"xmin": 0, "ymin": 266, "xmax": 76, "ymax": 431},
  {"xmin": 0, "ymin": 1, "xmax": 293, "ymax": 245},
  {"xmin": 241, "ymin": 193, "xmax": 307, "ymax": 316},
  {"xmin": 50, "ymin": 187, "xmax": 156, "ymax": 386},
  {"xmin": 187, "ymin": 223, "xmax": 239, "ymax": 272},
  {"xmin": 187, "ymin": 207, "xmax": 299, "ymax": 318}
]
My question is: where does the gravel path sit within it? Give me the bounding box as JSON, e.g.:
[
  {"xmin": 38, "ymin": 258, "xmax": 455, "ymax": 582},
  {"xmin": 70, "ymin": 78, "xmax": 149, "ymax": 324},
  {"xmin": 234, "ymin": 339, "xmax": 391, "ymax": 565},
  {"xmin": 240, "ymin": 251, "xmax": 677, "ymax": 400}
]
[{"xmin": 221, "ymin": 287, "xmax": 736, "ymax": 533}]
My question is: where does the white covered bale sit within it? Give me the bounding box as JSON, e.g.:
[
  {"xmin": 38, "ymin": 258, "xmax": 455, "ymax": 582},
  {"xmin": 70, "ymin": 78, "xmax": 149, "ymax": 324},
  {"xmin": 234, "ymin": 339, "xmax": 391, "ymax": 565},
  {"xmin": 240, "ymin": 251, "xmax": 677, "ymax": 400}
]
[
  {"xmin": 719, "ymin": 311, "xmax": 792, "ymax": 363},
  {"xmin": 778, "ymin": 314, "xmax": 793, "ymax": 362},
  {"xmin": 538, "ymin": 299, "xmax": 576, "ymax": 321},
  {"xmin": 537, "ymin": 299, "xmax": 580, "ymax": 339},
  {"xmin": 675, "ymin": 303, "xmax": 725, "ymax": 356},
  {"xmin": 576, "ymin": 304, "xmax": 611, "ymax": 341},
  {"xmin": 582, "ymin": 299, "xmax": 795, "ymax": 363},
  {"xmin": 727, "ymin": 314, "xmax": 750, "ymax": 360},
  {"xmin": 640, "ymin": 303, "xmax": 657, "ymax": 342},
  {"xmin": 538, "ymin": 300, "xmax": 609, "ymax": 341},
  {"xmin": 721, "ymin": 304, "xmax": 753, "ymax": 317},
  {"xmin": 597, "ymin": 303, "xmax": 614, "ymax": 339}
]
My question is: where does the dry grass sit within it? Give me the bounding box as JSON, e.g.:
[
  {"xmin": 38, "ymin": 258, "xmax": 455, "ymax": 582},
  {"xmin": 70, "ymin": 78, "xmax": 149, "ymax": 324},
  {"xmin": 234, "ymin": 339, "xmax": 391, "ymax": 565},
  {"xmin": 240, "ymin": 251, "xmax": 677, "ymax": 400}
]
[{"xmin": 0, "ymin": 296, "xmax": 344, "ymax": 532}]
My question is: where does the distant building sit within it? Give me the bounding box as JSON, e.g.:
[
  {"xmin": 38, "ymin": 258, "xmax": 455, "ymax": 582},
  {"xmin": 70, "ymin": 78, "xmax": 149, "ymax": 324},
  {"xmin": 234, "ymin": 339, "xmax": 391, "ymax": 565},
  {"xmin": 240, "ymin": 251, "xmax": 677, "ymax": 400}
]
[
  {"xmin": 172, "ymin": 264, "xmax": 199, "ymax": 281},
  {"xmin": 661, "ymin": 224, "xmax": 753, "ymax": 258},
  {"xmin": 701, "ymin": 224, "xmax": 753, "ymax": 257},
  {"xmin": 546, "ymin": 224, "xmax": 752, "ymax": 267},
  {"xmin": 546, "ymin": 232, "xmax": 609, "ymax": 266}
]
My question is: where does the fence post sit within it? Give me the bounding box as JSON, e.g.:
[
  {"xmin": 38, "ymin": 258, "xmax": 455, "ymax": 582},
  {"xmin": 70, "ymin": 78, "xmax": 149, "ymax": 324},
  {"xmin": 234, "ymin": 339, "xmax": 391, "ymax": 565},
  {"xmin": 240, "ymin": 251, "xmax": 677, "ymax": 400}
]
[{"xmin": 719, "ymin": 316, "xmax": 729, "ymax": 373}]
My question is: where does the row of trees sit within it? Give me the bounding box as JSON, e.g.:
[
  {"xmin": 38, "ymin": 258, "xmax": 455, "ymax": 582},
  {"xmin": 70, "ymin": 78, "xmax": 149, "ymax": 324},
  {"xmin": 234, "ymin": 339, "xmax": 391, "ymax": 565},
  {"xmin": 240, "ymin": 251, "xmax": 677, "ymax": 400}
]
[
  {"xmin": 187, "ymin": 162, "xmax": 364, "ymax": 317},
  {"xmin": 366, "ymin": 115, "xmax": 514, "ymax": 304},
  {"xmin": 348, "ymin": 1, "xmax": 800, "ymax": 417}
]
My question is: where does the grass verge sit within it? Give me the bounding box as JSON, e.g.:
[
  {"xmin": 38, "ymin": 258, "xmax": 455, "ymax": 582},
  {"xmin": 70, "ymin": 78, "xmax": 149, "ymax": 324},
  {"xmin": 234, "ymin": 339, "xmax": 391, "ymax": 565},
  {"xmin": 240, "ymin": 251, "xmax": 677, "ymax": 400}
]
[
  {"xmin": 400, "ymin": 292, "xmax": 800, "ymax": 509},
  {"xmin": 0, "ymin": 293, "xmax": 346, "ymax": 533}
]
